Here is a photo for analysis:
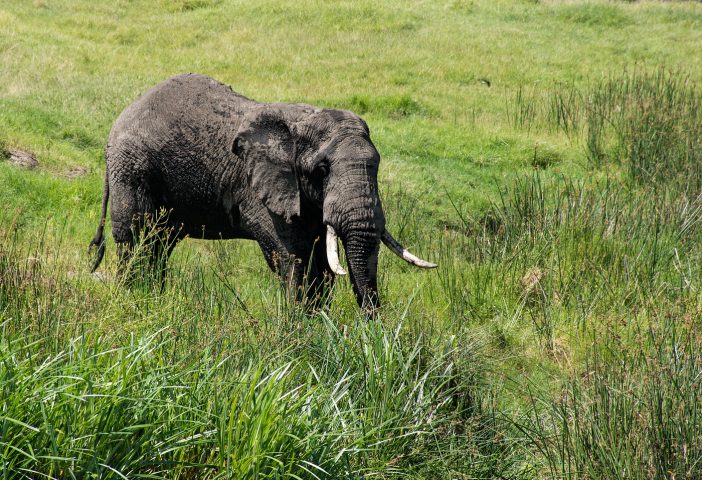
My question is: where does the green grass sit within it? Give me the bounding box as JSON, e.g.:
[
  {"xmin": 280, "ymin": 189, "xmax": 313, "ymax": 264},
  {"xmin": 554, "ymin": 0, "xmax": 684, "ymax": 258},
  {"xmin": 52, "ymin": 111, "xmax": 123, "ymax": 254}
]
[
  {"xmin": 512, "ymin": 67, "xmax": 702, "ymax": 190},
  {"xmin": 520, "ymin": 317, "xmax": 702, "ymax": 479},
  {"xmin": 2, "ymin": 0, "xmax": 702, "ymax": 478}
]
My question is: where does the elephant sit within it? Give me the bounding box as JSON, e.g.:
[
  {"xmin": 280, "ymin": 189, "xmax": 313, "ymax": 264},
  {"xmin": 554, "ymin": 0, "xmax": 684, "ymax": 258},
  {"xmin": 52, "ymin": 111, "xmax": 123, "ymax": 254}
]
[{"xmin": 89, "ymin": 73, "xmax": 436, "ymax": 310}]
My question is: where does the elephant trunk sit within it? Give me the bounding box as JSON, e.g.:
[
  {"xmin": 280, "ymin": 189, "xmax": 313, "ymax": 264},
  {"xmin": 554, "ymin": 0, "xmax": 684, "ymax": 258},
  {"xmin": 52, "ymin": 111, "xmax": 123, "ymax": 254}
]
[
  {"xmin": 324, "ymin": 169, "xmax": 385, "ymax": 310},
  {"xmin": 342, "ymin": 228, "xmax": 381, "ymax": 311}
]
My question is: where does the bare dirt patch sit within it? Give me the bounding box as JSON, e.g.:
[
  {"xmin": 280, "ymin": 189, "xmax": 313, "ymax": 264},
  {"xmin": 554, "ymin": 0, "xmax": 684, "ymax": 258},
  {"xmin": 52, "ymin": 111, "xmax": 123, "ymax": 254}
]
[
  {"xmin": 63, "ymin": 165, "xmax": 89, "ymax": 179},
  {"xmin": 6, "ymin": 148, "xmax": 39, "ymax": 169}
]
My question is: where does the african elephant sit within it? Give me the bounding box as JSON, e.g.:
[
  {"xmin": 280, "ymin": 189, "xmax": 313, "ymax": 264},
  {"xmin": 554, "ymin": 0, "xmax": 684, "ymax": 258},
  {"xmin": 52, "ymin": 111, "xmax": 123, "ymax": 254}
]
[{"xmin": 89, "ymin": 73, "xmax": 435, "ymax": 310}]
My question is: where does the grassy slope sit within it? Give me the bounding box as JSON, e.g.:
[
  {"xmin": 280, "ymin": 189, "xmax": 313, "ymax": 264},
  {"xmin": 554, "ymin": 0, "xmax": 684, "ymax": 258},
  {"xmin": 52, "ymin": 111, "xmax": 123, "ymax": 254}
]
[
  {"xmin": 3, "ymin": 0, "xmax": 701, "ymax": 208},
  {"xmin": 2, "ymin": 1, "xmax": 702, "ymax": 478}
]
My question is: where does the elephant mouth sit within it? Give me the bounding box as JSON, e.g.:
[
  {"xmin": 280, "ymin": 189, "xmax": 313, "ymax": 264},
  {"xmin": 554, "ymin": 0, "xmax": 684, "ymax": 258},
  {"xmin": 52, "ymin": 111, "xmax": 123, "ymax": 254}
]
[{"xmin": 324, "ymin": 224, "xmax": 437, "ymax": 275}]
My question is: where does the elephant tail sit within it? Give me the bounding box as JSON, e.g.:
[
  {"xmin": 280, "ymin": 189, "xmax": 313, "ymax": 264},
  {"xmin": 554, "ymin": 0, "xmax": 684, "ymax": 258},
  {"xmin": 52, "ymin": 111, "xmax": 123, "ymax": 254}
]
[{"xmin": 89, "ymin": 169, "xmax": 109, "ymax": 272}]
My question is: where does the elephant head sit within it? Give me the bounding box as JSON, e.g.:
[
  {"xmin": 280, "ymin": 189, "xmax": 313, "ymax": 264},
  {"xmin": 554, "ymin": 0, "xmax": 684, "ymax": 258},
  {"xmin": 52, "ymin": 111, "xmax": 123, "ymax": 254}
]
[{"xmin": 233, "ymin": 105, "xmax": 436, "ymax": 310}]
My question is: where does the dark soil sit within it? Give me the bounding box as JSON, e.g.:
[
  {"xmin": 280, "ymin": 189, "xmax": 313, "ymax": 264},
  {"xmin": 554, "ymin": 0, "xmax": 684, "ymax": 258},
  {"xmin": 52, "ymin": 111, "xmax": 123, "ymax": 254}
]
[{"xmin": 6, "ymin": 148, "xmax": 39, "ymax": 169}]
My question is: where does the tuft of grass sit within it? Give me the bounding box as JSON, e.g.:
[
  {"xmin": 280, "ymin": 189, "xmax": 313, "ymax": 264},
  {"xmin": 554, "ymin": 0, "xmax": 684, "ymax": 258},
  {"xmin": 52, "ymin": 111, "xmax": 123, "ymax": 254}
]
[
  {"xmin": 167, "ymin": 0, "xmax": 222, "ymax": 12},
  {"xmin": 529, "ymin": 143, "xmax": 563, "ymax": 170},
  {"xmin": 512, "ymin": 68, "xmax": 702, "ymax": 191},
  {"xmin": 343, "ymin": 94, "xmax": 426, "ymax": 119},
  {"xmin": 519, "ymin": 316, "xmax": 702, "ymax": 479},
  {"xmin": 0, "ymin": 138, "xmax": 8, "ymax": 161},
  {"xmin": 556, "ymin": 4, "xmax": 632, "ymax": 28}
]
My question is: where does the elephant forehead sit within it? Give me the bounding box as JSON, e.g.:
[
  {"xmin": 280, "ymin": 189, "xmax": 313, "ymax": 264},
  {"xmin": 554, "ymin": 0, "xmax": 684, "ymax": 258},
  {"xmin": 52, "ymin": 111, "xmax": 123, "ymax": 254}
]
[
  {"xmin": 332, "ymin": 136, "xmax": 379, "ymax": 159},
  {"xmin": 302, "ymin": 137, "xmax": 377, "ymax": 170},
  {"xmin": 324, "ymin": 109, "xmax": 368, "ymax": 129},
  {"xmin": 240, "ymin": 118, "xmax": 293, "ymax": 155},
  {"xmin": 251, "ymin": 129, "xmax": 288, "ymax": 149},
  {"xmin": 298, "ymin": 109, "xmax": 368, "ymax": 136}
]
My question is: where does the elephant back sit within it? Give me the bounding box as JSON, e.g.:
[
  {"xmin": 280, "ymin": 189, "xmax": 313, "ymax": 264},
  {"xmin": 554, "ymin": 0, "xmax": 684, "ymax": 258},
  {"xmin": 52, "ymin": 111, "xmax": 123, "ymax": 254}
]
[{"xmin": 109, "ymin": 74, "xmax": 253, "ymax": 154}]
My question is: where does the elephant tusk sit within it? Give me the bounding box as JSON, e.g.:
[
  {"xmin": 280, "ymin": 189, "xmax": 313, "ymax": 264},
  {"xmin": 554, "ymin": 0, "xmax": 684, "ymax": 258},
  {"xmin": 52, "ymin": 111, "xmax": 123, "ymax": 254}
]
[
  {"xmin": 326, "ymin": 225, "xmax": 347, "ymax": 275},
  {"xmin": 381, "ymin": 230, "xmax": 438, "ymax": 269}
]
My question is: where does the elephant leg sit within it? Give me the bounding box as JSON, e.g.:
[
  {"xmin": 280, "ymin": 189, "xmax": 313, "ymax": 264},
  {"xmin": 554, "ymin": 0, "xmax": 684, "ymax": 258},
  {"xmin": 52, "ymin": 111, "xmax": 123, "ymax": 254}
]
[
  {"xmin": 257, "ymin": 240, "xmax": 304, "ymax": 301},
  {"xmin": 301, "ymin": 233, "xmax": 335, "ymax": 311},
  {"xmin": 116, "ymin": 225, "xmax": 178, "ymax": 290},
  {"xmin": 110, "ymin": 182, "xmax": 169, "ymax": 288},
  {"xmin": 115, "ymin": 240, "xmax": 135, "ymax": 283},
  {"xmin": 269, "ymin": 232, "xmax": 336, "ymax": 312},
  {"xmin": 111, "ymin": 196, "xmax": 142, "ymax": 286},
  {"xmin": 241, "ymin": 203, "xmax": 304, "ymax": 301},
  {"xmin": 146, "ymin": 227, "xmax": 179, "ymax": 291}
]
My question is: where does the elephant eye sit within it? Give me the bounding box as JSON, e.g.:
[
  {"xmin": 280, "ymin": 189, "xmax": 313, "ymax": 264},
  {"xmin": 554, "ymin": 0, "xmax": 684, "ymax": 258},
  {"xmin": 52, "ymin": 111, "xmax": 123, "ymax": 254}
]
[
  {"xmin": 312, "ymin": 162, "xmax": 329, "ymax": 178},
  {"xmin": 305, "ymin": 161, "xmax": 329, "ymax": 202}
]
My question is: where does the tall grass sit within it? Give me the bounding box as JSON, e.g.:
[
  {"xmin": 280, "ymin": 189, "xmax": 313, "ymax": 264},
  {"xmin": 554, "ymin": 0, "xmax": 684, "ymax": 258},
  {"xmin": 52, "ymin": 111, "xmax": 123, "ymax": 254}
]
[
  {"xmin": 0, "ymin": 221, "xmax": 523, "ymax": 479},
  {"xmin": 431, "ymin": 174, "xmax": 702, "ymax": 340},
  {"xmin": 442, "ymin": 174, "xmax": 702, "ymax": 477},
  {"xmin": 423, "ymin": 172, "xmax": 702, "ymax": 477},
  {"xmin": 5, "ymin": 171, "xmax": 702, "ymax": 477},
  {"xmin": 374, "ymin": 159, "xmax": 702, "ymax": 476},
  {"xmin": 511, "ymin": 68, "xmax": 702, "ymax": 191},
  {"xmin": 519, "ymin": 315, "xmax": 702, "ymax": 479}
]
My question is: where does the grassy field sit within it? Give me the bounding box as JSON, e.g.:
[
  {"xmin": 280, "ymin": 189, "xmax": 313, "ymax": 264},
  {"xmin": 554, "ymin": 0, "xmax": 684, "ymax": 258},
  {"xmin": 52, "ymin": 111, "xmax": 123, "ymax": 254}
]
[{"xmin": 2, "ymin": 0, "xmax": 702, "ymax": 478}]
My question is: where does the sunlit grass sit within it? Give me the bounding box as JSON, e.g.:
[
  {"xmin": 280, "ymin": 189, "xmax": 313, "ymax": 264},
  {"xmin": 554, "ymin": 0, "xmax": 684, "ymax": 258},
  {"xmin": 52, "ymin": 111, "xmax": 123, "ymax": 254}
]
[{"xmin": 2, "ymin": 0, "xmax": 702, "ymax": 477}]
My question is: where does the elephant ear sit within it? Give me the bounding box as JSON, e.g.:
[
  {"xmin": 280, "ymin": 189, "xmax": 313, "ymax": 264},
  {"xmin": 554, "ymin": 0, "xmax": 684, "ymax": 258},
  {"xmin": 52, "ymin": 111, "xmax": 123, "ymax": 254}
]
[{"xmin": 233, "ymin": 108, "xmax": 300, "ymax": 222}]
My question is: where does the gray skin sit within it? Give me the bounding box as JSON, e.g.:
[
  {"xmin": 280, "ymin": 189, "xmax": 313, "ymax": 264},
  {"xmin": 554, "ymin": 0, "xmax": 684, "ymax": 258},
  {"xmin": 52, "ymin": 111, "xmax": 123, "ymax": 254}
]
[{"xmin": 90, "ymin": 74, "xmax": 399, "ymax": 310}]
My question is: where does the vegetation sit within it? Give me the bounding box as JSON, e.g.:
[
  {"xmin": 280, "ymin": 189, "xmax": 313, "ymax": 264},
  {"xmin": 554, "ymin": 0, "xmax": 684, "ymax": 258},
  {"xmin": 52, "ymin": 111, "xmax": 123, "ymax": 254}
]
[{"xmin": 2, "ymin": 0, "xmax": 702, "ymax": 478}]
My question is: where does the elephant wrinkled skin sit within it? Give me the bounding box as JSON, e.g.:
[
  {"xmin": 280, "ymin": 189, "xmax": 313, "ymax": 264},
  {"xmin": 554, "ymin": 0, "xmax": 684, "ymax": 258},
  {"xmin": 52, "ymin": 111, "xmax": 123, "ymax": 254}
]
[{"xmin": 89, "ymin": 74, "xmax": 435, "ymax": 310}]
